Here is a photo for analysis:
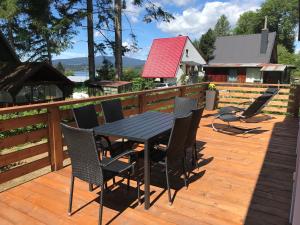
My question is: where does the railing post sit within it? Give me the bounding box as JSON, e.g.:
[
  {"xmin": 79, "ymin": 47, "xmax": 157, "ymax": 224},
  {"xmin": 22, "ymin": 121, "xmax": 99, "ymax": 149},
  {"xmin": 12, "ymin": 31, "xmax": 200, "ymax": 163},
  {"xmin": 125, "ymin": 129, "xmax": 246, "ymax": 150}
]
[
  {"xmin": 179, "ymin": 86, "xmax": 186, "ymax": 97},
  {"xmin": 48, "ymin": 106, "xmax": 64, "ymax": 170},
  {"xmin": 138, "ymin": 93, "xmax": 146, "ymax": 113},
  {"xmin": 293, "ymin": 85, "xmax": 300, "ymax": 118}
]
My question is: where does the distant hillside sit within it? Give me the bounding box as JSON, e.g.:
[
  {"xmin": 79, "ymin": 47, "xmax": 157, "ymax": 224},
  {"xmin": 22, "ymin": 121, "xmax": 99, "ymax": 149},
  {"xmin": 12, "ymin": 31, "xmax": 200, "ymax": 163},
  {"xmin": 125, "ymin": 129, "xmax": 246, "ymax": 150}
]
[{"xmin": 53, "ymin": 56, "xmax": 145, "ymax": 71}]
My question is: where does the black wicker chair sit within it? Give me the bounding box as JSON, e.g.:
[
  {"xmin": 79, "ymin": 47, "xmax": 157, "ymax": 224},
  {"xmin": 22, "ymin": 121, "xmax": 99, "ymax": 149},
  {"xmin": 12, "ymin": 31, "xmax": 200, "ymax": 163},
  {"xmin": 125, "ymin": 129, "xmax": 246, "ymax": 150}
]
[
  {"xmin": 157, "ymin": 97, "xmax": 198, "ymax": 146},
  {"xmin": 174, "ymin": 96, "xmax": 198, "ymax": 117},
  {"xmin": 139, "ymin": 113, "xmax": 193, "ymax": 205},
  {"xmin": 184, "ymin": 108, "xmax": 204, "ymax": 169},
  {"xmin": 100, "ymin": 98, "xmax": 136, "ymax": 153},
  {"xmin": 61, "ymin": 123, "xmax": 140, "ymax": 225},
  {"xmin": 73, "ymin": 105, "xmax": 124, "ymax": 158},
  {"xmin": 212, "ymin": 94, "xmax": 276, "ymax": 134},
  {"xmin": 101, "ymin": 98, "xmax": 124, "ymax": 123}
]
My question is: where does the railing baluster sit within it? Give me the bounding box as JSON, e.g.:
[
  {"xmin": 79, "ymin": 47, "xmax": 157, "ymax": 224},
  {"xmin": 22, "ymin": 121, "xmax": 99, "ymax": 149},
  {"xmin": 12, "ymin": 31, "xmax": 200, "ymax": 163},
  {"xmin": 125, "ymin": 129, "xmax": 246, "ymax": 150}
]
[{"xmin": 48, "ymin": 106, "xmax": 64, "ymax": 170}]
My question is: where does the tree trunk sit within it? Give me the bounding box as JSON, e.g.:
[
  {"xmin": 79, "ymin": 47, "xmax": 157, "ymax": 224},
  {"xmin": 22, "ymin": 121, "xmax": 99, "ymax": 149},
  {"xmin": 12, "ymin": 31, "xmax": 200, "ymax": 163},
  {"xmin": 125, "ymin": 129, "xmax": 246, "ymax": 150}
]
[
  {"xmin": 46, "ymin": 37, "xmax": 52, "ymax": 65},
  {"xmin": 114, "ymin": 0, "xmax": 122, "ymax": 80},
  {"xmin": 87, "ymin": 0, "xmax": 95, "ymax": 82},
  {"xmin": 7, "ymin": 21, "xmax": 15, "ymax": 51}
]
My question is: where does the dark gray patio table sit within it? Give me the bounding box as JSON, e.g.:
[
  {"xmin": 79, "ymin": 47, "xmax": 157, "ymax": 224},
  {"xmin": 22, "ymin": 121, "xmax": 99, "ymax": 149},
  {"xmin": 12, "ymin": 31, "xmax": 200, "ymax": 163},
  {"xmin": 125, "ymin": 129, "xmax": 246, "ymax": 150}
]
[{"xmin": 93, "ymin": 111, "xmax": 174, "ymax": 209}]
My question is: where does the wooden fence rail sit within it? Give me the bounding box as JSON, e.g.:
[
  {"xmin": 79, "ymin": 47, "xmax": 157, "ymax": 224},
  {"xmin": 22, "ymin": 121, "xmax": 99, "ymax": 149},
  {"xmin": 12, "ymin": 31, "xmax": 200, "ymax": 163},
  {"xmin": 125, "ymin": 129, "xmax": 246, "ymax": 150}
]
[{"xmin": 0, "ymin": 83, "xmax": 207, "ymax": 187}]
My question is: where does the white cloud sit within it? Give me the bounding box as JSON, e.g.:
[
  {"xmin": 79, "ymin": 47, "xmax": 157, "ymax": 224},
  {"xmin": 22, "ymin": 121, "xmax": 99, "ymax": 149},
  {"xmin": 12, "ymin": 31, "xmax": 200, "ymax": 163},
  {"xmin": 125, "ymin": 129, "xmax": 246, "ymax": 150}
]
[
  {"xmin": 162, "ymin": 0, "xmax": 195, "ymax": 7},
  {"xmin": 124, "ymin": 0, "xmax": 143, "ymax": 23},
  {"xmin": 157, "ymin": 0, "xmax": 262, "ymax": 38},
  {"xmin": 94, "ymin": 31, "xmax": 102, "ymax": 38}
]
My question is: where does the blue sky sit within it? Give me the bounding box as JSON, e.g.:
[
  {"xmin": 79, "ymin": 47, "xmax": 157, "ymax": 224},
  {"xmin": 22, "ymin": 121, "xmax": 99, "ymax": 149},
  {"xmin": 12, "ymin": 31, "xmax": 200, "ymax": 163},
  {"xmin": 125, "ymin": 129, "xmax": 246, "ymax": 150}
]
[{"xmin": 53, "ymin": 0, "xmax": 300, "ymax": 61}]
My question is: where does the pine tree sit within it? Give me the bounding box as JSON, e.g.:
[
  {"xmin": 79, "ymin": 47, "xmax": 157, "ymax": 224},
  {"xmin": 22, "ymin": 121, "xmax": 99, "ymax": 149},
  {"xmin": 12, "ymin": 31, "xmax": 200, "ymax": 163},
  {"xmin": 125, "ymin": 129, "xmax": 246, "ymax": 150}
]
[
  {"xmin": 0, "ymin": 0, "xmax": 82, "ymax": 63},
  {"xmin": 197, "ymin": 29, "xmax": 216, "ymax": 61},
  {"xmin": 56, "ymin": 62, "xmax": 65, "ymax": 74},
  {"xmin": 96, "ymin": 58, "xmax": 115, "ymax": 81},
  {"xmin": 214, "ymin": 15, "xmax": 231, "ymax": 37}
]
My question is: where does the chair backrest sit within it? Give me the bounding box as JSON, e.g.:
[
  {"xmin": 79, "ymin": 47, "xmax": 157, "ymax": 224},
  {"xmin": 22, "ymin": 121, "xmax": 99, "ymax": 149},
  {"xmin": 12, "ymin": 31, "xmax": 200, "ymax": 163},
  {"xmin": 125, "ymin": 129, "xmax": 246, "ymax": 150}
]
[
  {"xmin": 264, "ymin": 87, "xmax": 279, "ymax": 95},
  {"xmin": 174, "ymin": 97, "xmax": 198, "ymax": 117},
  {"xmin": 242, "ymin": 94, "xmax": 274, "ymax": 118},
  {"xmin": 101, "ymin": 98, "xmax": 124, "ymax": 123},
  {"xmin": 61, "ymin": 123, "xmax": 103, "ymax": 186},
  {"xmin": 184, "ymin": 108, "xmax": 204, "ymax": 149},
  {"xmin": 166, "ymin": 113, "xmax": 193, "ymax": 164},
  {"xmin": 73, "ymin": 105, "xmax": 99, "ymax": 129}
]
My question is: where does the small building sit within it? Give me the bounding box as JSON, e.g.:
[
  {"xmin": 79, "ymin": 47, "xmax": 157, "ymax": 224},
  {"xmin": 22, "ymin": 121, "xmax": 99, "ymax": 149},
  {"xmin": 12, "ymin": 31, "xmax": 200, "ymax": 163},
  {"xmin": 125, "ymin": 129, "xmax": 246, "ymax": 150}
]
[
  {"xmin": 142, "ymin": 36, "xmax": 206, "ymax": 84},
  {"xmin": 0, "ymin": 63, "xmax": 74, "ymax": 104},
  {"xmin": 0, "ymin": 31, "xmax": 74, "ymax": 105},
  {"xmin": 204, "ymin": 28, "xmax": 294, "ymax": 84},
  {"xmin": 87, "ymin": 80, "xmax": 132, "ymax": 95}
]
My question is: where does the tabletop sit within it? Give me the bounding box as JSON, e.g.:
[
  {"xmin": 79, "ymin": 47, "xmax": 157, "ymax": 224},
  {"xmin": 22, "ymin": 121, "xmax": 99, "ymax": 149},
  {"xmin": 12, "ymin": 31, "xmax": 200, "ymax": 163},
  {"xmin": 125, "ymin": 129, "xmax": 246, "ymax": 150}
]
[{"xmin": 93, "ymin": 111, "xmax": 174, "ymax": 142}]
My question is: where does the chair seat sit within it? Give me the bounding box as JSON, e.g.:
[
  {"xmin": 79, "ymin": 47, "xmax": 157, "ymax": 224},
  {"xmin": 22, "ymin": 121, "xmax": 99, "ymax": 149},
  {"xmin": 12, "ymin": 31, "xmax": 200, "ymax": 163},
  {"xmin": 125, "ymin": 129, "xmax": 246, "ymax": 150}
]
[
  {"xmin": 219, "ymin": 106, "xmax": 244, "ymax": 114},
  {"xmin": 218, "ymin": 114, "xmax": 240, "ymax": 122},
  {"xmin": 102, "ymin": 157, "xmax": 134, "ymax": 174}
]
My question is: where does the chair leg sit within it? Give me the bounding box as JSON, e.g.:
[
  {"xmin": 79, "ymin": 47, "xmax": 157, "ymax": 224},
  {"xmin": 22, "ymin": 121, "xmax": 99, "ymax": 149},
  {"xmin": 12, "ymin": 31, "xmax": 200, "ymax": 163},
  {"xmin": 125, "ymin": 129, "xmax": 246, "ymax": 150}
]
[
  {"xmin": 89, "ymin": 183, "xmax": 93, "ymax": 192},
  {"xmin": 194, "ymin": 142, "xmax": 198, "ymax": 160},
  {"xmin": 165, "ymin": 160, "xmax": 172, "ymax": 205},
  {"xmin": 99, "ymin": 184, "xmax": 104, "ymax": 225},
  {"xmin": 68, "ymin": 175, "xmax": 75, "ymax": 216},
  {"xmin": 127, "ymin": 171, "xmax": 131, "ymax": 190},
  {"xmin": 193, "ymin": 142, "xmax": 200, "ymax": 170},
  {"xmin": 137, "ymin": 176, "xmax": 141, "ymax": 205},
  {"xmin": 182, "ymin": 158, "xmax": 188, "ymax": 189}
]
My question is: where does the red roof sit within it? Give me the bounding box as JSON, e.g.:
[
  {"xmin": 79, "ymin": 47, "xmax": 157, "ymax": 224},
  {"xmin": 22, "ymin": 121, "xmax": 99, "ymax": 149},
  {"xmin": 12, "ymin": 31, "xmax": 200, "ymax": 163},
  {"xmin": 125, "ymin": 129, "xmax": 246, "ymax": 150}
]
[{"xmin": 142, "ymin": 36, "xmax": 188, "ymax": 78}]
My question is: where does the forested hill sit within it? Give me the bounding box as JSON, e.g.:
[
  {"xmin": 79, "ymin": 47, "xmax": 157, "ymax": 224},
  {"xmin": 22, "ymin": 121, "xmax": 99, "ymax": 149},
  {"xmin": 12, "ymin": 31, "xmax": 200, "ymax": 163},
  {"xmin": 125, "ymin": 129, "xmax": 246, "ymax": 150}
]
[{"xmin": 53, "ymin": 56, "xmax": 145, "ymax": 70}]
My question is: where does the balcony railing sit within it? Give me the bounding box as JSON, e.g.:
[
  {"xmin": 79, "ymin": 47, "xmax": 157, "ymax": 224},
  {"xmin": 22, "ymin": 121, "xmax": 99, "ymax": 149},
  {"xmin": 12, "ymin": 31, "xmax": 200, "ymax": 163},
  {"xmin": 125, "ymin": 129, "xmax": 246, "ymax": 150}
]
[{"xmin": 0, "ymin": 83, "xmax": 207, "ymax": 188}]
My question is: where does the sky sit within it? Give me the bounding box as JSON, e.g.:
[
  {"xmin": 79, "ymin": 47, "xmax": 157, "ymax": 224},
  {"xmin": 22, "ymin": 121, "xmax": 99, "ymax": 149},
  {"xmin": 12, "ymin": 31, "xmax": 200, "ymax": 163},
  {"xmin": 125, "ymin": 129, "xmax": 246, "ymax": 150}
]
[{"xmin": 53, "ymin": 0, "xmax": 300, "ymax": 61}]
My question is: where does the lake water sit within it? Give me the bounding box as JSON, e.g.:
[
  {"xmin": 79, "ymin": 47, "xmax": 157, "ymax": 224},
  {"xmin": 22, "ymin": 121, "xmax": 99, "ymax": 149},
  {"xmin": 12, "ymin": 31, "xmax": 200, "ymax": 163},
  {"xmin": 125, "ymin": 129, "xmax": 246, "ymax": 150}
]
[
  {"xmin": 74, "ymin": 71, "xmax": 88, "ymax": 76},
  {"xmin": 69, "ymin": 71, "xmax": 89, "ymax": 82}
]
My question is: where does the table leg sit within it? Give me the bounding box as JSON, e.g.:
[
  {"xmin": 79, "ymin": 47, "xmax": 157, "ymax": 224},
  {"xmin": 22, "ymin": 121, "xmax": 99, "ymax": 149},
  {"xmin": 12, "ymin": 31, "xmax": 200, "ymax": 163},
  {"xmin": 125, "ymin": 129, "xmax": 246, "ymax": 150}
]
[{"xmin": 144, "ymin": 140, "xmax": 150, "ymax": 209}]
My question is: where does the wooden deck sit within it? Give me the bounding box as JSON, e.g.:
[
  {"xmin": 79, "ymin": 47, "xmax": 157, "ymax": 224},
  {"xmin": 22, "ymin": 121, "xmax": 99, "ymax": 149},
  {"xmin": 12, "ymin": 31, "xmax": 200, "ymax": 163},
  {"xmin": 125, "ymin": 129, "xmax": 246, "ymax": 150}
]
[{"xmin": 0, "ymin": 112, "xmax": 298, "ymax": 225}]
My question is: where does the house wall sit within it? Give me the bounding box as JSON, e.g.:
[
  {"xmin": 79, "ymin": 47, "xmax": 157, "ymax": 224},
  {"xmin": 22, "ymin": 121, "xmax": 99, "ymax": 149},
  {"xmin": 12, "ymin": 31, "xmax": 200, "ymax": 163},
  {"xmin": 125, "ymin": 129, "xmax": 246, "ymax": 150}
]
[
  {"xmin": 237, "ymin": 68, "xmax": 246, "ymax": 83},
  {"xmin": 175, "ymin": 39, "xmax": 206, "ymax": 83},
  {"xmin": 246, "ymin": 68, "xmax": 262, "ymax": 83},
  {"xmin": 205, "ymin": 68, "xmax": 228, "ymax": 82}
]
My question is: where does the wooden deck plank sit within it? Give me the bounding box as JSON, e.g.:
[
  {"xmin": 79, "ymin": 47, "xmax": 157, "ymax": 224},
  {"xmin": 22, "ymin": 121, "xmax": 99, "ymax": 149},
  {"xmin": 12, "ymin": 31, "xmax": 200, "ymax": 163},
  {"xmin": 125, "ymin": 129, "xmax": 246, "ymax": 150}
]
[{"xmin": 0, "ymin": 111, "xmax": 298, "ymax": 225}]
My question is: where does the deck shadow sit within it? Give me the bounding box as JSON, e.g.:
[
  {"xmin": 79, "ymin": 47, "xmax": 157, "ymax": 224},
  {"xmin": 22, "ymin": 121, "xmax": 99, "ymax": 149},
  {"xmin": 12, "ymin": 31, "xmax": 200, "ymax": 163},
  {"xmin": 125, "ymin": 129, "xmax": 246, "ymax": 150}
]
[
  {"xmin": 204, "ymin": 123, "xmax": 268, "ymax": 136},
  {"xmin": 244, "ymin": 116, "xmax": 298, "ymax": 225}
]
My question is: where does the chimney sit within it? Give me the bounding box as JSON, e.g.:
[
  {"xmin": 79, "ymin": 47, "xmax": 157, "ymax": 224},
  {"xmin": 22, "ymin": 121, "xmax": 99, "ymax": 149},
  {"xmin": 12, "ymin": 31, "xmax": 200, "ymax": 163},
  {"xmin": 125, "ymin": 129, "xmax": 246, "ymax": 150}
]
[{"xmin": 260, "ymin": 16, "xmax": 269, "ymax": 54}]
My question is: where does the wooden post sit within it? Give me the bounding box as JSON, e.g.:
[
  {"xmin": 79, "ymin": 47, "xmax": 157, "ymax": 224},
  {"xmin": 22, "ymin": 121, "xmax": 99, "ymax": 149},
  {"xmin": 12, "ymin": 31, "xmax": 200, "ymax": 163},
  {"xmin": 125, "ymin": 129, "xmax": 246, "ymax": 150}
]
[
  {"xmin": 293, "ymin": 85, "xmax": 300, "ymax": 118},
  {"xmin": 179, "ymin": 86, "xmax": 186, "ymax": 97},
  {"xmin": 138, "ymin": 93, "xmax": 146, "ymax": 113},
  {"xmin": 48, "ymin": 106, "xmax": 64, "ymax": 170}
]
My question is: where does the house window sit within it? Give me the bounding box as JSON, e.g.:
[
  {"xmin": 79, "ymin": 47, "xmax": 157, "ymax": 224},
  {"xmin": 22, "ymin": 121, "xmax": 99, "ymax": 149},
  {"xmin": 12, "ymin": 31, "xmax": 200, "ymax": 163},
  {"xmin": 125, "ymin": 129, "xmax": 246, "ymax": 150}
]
[
  {"xmin": 186, "ymin": 49, "xmax": 189, "ymax": 57},
  {"xmin": 228, "ymin": 69, "xmax": 238, "ymax": 82}
]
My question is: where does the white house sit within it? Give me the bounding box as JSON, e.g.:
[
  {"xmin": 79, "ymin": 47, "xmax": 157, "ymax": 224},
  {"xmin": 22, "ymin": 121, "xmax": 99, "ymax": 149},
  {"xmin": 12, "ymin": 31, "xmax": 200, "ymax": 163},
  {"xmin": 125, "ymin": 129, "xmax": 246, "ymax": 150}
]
[{"xmin": 142, "ymin": 36, "xmax": 206, "ymax": 84}]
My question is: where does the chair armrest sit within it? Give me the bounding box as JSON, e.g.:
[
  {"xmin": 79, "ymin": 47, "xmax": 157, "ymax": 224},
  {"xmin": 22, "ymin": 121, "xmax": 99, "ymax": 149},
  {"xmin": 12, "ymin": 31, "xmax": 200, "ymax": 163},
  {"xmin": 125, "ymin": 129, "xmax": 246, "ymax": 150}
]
[{"xmin": 101, "ymin": 150, "xmax": 136, "ymax": 167}]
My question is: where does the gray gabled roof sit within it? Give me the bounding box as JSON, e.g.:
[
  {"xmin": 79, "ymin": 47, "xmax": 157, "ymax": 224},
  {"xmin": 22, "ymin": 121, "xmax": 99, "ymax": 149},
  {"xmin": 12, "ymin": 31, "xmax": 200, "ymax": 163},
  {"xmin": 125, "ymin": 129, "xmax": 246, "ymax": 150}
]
[{"xmin": 210, "ymin": 32, "xmax": 276, "ymax": 64}]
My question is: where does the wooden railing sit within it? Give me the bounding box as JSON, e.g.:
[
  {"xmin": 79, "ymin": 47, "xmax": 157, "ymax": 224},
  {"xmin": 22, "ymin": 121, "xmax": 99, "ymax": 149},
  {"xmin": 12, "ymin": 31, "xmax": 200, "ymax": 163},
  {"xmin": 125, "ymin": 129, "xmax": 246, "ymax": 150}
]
[
  {"xmin": 0, "ymin": 83, "xmax": 207, "ymax": 187},
  {"xmin": 214, "ymin": 82, "xmax": 300, "ymax": 116}
]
